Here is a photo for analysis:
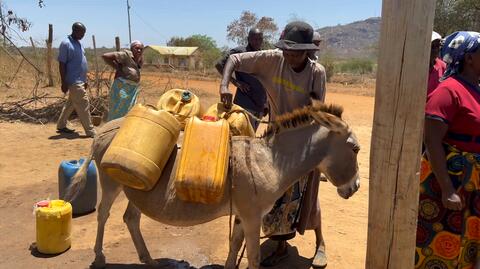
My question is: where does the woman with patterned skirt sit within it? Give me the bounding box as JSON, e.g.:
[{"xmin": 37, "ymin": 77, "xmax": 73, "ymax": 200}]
[
  {"xmin": 102, "ymin": 40, "xmax": 144, "ymax": 121},
  {"xmin": 416, "ymin": 31, "xmax": 480, "ymax": 269}
]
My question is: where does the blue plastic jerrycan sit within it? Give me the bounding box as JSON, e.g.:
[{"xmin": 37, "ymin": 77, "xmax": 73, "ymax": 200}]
[{"xmin": 58, "ymin": 158, "xmax": 97, "ymax": 215}]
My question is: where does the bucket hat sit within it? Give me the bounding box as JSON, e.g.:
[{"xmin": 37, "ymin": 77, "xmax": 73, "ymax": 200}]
[{"xmin": 275, "ymin": 21, "xmax": 319, "ymax": 51}]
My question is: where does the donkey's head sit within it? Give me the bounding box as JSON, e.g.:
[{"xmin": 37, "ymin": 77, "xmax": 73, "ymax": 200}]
[{"xmin": 310, "ymin": 104, "xmax": 360, "ymax": 199}]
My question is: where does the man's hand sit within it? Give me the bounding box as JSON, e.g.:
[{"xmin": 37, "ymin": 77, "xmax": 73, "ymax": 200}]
[
  {"xmin": 220, "ymin": 84, "xmax": 233, "ymax": 109},
  {"xmin": 61, "ymin": 83, "xmax": 68, "ymax": 94}
]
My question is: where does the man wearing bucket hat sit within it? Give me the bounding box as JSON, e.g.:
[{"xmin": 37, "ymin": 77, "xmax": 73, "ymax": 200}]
[
  {"xmin": 219, "ymin": 21, "xmax": 328, "ymax": 268},
  {"xmin": 428, "ymin": 31, "xmax": 447, "ymax": 95}
]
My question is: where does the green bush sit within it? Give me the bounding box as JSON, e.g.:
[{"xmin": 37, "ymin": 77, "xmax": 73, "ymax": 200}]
[
  {"xmin": 337, "ymin": 58, "xmax": 375, "ymax": 74},
  {"xmin": 320, "ymin": 55, "xmax": 336, "ymax": 83}
]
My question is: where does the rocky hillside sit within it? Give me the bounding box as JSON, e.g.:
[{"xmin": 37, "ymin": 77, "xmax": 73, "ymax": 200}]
[{"xmin": 317, "ymin": 17, "xmax": 381, "ymax": 59}]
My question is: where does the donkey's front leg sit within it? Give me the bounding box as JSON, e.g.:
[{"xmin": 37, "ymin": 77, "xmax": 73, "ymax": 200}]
[
  {"xmin": 242, "ymin": 215, "xmax": 261, "ymax": 269},
  {"xmin": 225, "ymin": 217, "xmax": 245, "ymax": 269},
  {"xmin": 123, "ymin": 201, "xmax": 157, "ymax": 266}
]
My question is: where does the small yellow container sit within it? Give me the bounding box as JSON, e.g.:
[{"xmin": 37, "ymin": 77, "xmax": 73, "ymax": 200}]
[
  {"xmin": 175, "ymin": 116, "xmax": 230, "ymax": 204},
  {"xmin": 157, "ymin": 89, "xmax": 201, "ymax": 129},
  {"xmin": 35, "ymin": 200, "xmax": 72, "ymax": 255},
  {"xmin": 101, "ymin": 104, "xmax": 181, "ymax": 191},
  {"xmin": 204, "ymin": 103, "xmax": 255, "ymax": 137}
]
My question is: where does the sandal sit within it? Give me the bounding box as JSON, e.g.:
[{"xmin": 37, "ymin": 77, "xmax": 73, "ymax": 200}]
[
  {"xmin": 260, "ymin": 251, "xmax": 289, "ymax": 267},
  {"xmin": 312, "ymin": 246, "xmax": 327, "ymax": 268}
]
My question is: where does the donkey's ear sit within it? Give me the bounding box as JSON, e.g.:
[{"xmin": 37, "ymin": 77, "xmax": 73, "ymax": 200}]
[{"xmin": 311, "ymin": 111, "xmax": 348, "ymax": 135}]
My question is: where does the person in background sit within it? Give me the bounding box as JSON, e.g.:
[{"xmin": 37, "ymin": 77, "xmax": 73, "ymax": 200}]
[
  {"xmin": 219, "ymin": 21, "xmax": 327, "ymax": 268},
  {"xmin": 56, "ymin": 22, "xmax": 96, "ymax": 138},
  {"xmin": 308, "ymin": 32, "xmax": 322, "ymax": 61},
  {"xmin": 102, "ymin": 40, "xmax": 144, "ymax": 121},
  {"xmin": 216, "ymin": 28, "xmax": 267, "ymax": 131},
  {"xmin": 427, "ymin": 31, "xmax": 447, "ymax": 96},
  {"xmin": 416, "ymin": 31, "xmax": 480, "ymax": 269}
]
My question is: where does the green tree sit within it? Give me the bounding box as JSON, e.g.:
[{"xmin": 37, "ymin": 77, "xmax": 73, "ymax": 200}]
[
  {"xmin": 226, "ymin": 11, "xmax": 279, "ymax": 48},
  {"xmin": 167, "ymin": 34, "xmax": 222, "ymax": 68},
  {"xmin": 434, "ymin": 0, "xmax": 480, "ymax": 36}
]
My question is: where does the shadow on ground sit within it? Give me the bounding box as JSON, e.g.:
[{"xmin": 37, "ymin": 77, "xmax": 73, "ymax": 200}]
[{"xmin": 103, "ymin": 258, "xmax": 223, "ymax": 269}]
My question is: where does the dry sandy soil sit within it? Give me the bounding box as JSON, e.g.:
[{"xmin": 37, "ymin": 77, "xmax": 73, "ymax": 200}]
[{"xmin": 0, "ymin": 74, "xmax": 374, "ymax": 269}]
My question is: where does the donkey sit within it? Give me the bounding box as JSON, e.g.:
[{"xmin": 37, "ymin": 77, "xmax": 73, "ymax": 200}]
[{"xmin": 66, "ymin": 103, "xmax": 361, "ymax": 269}]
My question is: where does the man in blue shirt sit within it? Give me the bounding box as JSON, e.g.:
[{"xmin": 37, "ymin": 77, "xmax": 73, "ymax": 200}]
[
  {"xmin": 216, "ymin": 28, "xmax": 267, "ymax": 131},
  {"xmin": 56, "ymin": 22, "xmax": 96, "ymax": 137}
]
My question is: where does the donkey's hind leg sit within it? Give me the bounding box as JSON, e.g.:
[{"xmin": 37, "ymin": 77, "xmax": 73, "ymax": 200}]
[
  {"xmin": 123, "ymin": 201, "xmax": 157, "ymax": 266},
  {"xmin": 92, "ymin": 172, "xmax": 122, "ymax": 269}
]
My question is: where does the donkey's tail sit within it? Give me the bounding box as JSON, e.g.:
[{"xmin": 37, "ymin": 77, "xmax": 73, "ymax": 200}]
[{"xmin": 64, "ymin": 142, "xmax": 95, "ymax": 202}]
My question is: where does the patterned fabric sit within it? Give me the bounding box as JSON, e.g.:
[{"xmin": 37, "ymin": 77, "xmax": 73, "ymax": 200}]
[
  {"xmin": 415, "ymin": 144, "xmax": 480, "ymax": 269},
  {"xmin": 441, "ymin": 31, "xmax": 480, "ymax": 80},
  {"xmin": 262, "ymin": 177, "xmax": 308, "ymax": 238},
  {"xmin": 107, "ymin": 77, "xmax": 139, "ymax": 121}
]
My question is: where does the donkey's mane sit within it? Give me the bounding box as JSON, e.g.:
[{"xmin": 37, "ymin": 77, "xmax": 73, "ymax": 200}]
[{"xmin": 260, "ymin": 102, "xmax": 344, "ymax": 138}]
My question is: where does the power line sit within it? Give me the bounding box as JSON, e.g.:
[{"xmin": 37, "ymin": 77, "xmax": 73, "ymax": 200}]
[{"xmin": 130, "ymin": 7, "xmax": 168, "ymax": 44}]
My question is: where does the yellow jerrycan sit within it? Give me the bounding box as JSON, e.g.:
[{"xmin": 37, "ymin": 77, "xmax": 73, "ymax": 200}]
[
  {"xmin": 101, "ymin": 104, "xmax": 181, "ymax": 191},
  {"xmin": 157, "ymin": 89, "xmax": 201, "ymax": 129},
  {"xmin": 175, "ymin": 116, "xmax": 230, "ymax": 204},
  {"xmin": 35, "ymin": 200, "xmax": 72, "ymax": 254},
  {"xmin": 204, "ymin": 103, "xmax": 255, "ymax": 137}
]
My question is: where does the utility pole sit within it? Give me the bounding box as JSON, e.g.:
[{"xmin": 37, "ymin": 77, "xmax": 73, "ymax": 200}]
[
  {"xmin": 0, "ymin": 0, "xmax": 5, "ymax": 46},
  {"xmin": 127, "ymin": 0, "xmax": 132, "ymax": 44}
]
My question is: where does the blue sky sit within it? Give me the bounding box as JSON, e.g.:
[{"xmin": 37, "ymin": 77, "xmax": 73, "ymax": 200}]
[{"xmin": 5, "ymin": 0, "xmax": 381, "ymax": 48}]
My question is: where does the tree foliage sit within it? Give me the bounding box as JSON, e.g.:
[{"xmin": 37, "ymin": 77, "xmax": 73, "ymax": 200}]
[
  {"xmin": 434, "ymin": 0, "xmax": 480, "ymax": 36},
  {"xmin": 167, "ymin": 34, "xmax": 222, "ymax": 68},
  {"xmin": 0, "ymin": 1, "xmax": 45, "ymax": 39},
  {"xmin": 226, "ymin": 11, "xmax": 279, "ymax": 48}
]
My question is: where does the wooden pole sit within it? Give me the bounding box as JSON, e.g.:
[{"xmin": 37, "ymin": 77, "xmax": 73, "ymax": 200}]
[
  {"xmin": 92, "ymin": 35, "xmax": 100, "ymax": 95},
  {"xmin": 46, "ymin": 24, "xmax": 54, "ymax": 86},
  {"xmin": 115, "ymin": 36, "xmax": 120, "ymax": 52},
  {"xmin": 365, "ymin": 0, "xmax": 436, "ymax": 268}
]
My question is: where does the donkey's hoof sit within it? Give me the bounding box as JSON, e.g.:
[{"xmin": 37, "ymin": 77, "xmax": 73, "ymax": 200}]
[{"xmin": 90, "ymin": 254, "xmax": 106, "ymax": 269}]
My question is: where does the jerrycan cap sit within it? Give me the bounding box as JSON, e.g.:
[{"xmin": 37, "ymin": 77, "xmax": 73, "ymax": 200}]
[
  {"xmin": 202, "ymin": 115, "xmax": 217, "ymax": 122},
  {"xmin": 181, "ymin": 91, "xmax": 192, "ymax": 102},
  {"xmin": 35, "ymin": 200, "xmax": 50, "ymax": 207}
]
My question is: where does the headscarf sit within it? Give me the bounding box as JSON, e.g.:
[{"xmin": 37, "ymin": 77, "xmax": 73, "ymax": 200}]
[
  {"xmin": 441, "ymin": 31, "xmax": 480, "ymax": 80},
  {"xmin": 130, "ymin": 40, "xmax": 143, "ymax": 49}
]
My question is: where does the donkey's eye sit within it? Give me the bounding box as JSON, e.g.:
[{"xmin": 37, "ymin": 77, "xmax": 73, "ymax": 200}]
[{"xmin": 353, "ymin": 146, "xmax": 360, "ymax": 154}]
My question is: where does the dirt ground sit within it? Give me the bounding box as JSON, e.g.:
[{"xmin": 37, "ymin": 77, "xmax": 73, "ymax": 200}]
[{"xmin": 0, "ymin": 74, "xmax": 373, "ymax": 269}]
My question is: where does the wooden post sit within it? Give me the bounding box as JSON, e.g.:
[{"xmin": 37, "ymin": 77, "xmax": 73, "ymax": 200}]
[
  {"xmin": 46, "ymin": 24, "xmax": 54, "ymax": 86},
  {"xmin": 92, "ymin": 35, "xmax": 100, "ymax": 95},
  {"xmin": 365, "ymin": 0, "xmax": 436, "ymax": 268},
  {"xmin": 115, "ymin": 36, "xmax": 120, "ymax": 52}
]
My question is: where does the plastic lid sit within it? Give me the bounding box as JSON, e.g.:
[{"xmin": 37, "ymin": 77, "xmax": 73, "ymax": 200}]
[
  {"xmin": 36, "ymin": 200, "xmax": 72, "ymax": 217},
  {"xmin": 36, "ymin": 200, "xmax": 50, "ymax": 207},
  {"xmin": 181, "ymin": 91, "xmax": 192, "ymax": 102},
  {"xmin": 202, "ymin": 115, "xmax": 217, "ymax": 122}
]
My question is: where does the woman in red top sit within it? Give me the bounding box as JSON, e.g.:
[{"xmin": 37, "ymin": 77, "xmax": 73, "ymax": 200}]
[{"xmin": 416, "ymin": 31, "xmax": 480, "ymax": 269}]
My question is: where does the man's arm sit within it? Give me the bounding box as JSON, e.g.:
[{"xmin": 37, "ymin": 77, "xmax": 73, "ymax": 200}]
[
  {"xmin": 311, "ymin": 64, "xmax": 327, "ymax": 102},
  {"xmin": 57, "ymin": 42, "xmax": 69, "ymax": 93},
  {"xmin": 215, "ymin": 49, "xmax": 247, "ymax": 91},
  {"xmin": 59, "ymin": 62, "xmax": 68, "ymax": 93},
  {"xmin": 219, "ymin": 57, "xmax": 236, "ymax": 108}
]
